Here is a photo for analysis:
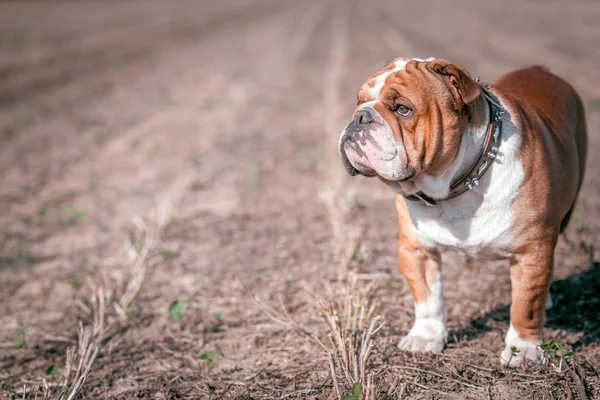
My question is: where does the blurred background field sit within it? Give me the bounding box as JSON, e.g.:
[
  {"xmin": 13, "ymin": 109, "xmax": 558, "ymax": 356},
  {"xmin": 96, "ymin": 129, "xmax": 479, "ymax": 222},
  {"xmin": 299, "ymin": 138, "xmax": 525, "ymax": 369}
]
[{"xmin": 1, "ymin": 1, "xmax": 600, "ymax": 398}]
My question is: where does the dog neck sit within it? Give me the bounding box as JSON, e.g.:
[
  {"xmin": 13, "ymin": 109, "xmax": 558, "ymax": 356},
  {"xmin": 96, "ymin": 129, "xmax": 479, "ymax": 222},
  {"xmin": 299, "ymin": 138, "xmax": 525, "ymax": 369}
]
[
  {"xmin": 412, "ymin": 93, "xmax": 491, "ymax": 200},
  {"xmin": 404, "ymin": 86, "xmax": 505, "ymax": 206}
]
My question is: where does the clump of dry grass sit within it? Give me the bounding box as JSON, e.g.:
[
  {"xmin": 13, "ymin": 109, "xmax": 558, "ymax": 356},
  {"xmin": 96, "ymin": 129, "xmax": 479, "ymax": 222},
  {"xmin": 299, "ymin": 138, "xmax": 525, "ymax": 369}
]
[
  {"xmin": 321, "ymin": 282, "xmax": 384, "ymax": 400},
  {"xmin": 55, "ymin": 290, "xmax": 106, "ymax": 400},
  {"xmin": 8, "ymin": 290, "xmax": 107, "ymax": 400}
]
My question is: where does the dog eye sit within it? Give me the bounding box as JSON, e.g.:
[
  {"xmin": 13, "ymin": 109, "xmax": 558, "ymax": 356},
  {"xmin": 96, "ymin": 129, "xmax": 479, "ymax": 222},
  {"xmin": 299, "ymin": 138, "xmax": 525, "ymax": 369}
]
[{"xmin": 395, "ymin": 104, "xmax": 412, "ymax": 117}]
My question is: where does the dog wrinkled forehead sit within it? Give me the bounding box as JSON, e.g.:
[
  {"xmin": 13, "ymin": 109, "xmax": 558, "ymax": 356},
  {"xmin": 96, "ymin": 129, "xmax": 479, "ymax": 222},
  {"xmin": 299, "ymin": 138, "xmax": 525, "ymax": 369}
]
[{"xmin": 358, "ymin": 57, "xmax": 435, "ymax": 103}]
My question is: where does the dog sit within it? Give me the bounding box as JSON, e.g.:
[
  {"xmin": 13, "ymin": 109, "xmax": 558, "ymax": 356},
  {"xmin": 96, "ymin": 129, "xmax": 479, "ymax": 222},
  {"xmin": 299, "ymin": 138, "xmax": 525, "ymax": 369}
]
[{"xmin": 338, "ymin": 58, "xmax": 587, "ymax": 367}]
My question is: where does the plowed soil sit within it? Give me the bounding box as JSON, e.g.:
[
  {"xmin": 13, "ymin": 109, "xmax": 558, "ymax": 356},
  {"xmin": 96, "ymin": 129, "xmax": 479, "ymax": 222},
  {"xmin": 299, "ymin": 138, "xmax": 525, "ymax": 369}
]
[{"xmin": 1, "ymin": 1, "xmax": 599, "ymax": 399}]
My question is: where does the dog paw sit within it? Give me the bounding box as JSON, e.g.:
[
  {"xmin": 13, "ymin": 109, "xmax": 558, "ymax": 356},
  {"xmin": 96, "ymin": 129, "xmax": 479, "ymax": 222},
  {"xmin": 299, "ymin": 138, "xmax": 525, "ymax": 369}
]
[
  {"xmin": 500, "ymin": 341, "xmax": 544, "ymax": 368},
  {"xmin": 398, "ymin": 319, "xmax": 447, "ymax": 354}
]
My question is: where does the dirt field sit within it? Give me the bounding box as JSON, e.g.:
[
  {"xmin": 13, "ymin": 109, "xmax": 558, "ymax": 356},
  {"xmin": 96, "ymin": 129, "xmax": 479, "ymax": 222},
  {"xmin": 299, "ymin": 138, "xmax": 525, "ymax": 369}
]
[{"xmin": 1, "ymin": 1, "xmax": 600, "ymax": 399}]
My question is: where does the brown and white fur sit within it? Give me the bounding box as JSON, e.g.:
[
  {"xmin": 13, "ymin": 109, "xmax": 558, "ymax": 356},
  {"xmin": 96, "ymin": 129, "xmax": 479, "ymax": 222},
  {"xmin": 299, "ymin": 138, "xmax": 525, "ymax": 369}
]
[{"xmin": 338, "ymin": 58, "xmax": 587, "ymax": 367}]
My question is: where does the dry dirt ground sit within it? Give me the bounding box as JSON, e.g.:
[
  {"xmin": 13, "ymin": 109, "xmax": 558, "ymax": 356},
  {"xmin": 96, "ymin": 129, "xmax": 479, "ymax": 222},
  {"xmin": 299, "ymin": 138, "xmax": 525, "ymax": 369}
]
[{"xmin": 1, "ymin": 1, "xmax": 600, "ymax": 399}]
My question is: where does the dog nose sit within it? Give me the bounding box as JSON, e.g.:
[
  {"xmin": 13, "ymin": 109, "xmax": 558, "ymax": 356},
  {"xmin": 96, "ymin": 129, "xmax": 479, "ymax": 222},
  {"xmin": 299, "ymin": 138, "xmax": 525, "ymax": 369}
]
[{"xmin": 353, "ymin": 109, "xmax": 373, "ymax": 124}]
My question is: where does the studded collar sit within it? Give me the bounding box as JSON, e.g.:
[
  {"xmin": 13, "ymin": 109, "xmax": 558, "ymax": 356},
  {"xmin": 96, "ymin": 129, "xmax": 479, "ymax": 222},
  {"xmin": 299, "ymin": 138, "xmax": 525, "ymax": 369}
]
[{"xmin": 403, "ymin": 85, "xmax": 505, "ymax": 207}]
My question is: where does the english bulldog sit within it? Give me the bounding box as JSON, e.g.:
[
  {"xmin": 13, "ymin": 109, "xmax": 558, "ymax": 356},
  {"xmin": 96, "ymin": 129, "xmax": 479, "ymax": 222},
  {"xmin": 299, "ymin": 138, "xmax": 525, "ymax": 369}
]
[{"xmin": 338, "ymin": 58, "xmax": 587, "ymax": 367}]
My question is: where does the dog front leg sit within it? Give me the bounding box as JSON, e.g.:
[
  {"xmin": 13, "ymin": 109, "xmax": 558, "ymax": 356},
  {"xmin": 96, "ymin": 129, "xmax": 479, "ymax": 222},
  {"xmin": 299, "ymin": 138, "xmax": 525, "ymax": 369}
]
[
  {"xmin": 501, "ymin": 239, "xmax": 554, "ymax": 367},
  {"xmin": 397, "ymin": 233, "xmax": 447, "ymax": 354}
]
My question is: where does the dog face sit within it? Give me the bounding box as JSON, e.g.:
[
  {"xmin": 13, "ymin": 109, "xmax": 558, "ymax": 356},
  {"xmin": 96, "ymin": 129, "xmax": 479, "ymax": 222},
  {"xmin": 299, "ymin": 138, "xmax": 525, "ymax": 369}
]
[{"xmin": 338, "ymin": 58, "xmax": 481, "ymax": 193}]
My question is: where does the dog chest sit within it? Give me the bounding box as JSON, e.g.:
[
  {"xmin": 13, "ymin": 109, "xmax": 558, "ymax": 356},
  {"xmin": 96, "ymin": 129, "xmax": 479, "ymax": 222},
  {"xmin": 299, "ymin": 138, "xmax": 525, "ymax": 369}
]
[{"xmin": 409, "ymin": 205, "xmax": 515, "ymax": 259}]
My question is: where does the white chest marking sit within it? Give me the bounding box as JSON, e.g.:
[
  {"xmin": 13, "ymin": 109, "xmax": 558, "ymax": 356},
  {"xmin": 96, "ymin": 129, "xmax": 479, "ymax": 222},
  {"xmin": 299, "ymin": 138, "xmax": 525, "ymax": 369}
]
[{"xmin": 405, "ymin": 110, "xmax": 524, "ymax": 258}]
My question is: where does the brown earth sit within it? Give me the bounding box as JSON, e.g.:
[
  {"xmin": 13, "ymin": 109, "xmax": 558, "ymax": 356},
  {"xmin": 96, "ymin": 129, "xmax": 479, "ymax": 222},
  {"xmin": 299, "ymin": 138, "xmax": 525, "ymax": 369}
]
[{"xmin": 1, "ymin": 1, "xmax": 600, "ymax": 399}]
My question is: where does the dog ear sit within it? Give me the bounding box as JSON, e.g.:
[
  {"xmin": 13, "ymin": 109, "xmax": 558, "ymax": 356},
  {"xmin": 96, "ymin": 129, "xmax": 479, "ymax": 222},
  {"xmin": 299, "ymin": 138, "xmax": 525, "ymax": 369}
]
[{"xmin": 429, "ymin": 60, "xmax": 481, "ymax": 107}]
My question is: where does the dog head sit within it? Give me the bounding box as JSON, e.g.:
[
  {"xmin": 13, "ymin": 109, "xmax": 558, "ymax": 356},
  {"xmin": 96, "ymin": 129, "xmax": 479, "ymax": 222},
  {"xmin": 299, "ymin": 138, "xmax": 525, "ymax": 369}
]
[{"xmin": 339, "ymin": 58, "xmax": 481, "ymax": 194}]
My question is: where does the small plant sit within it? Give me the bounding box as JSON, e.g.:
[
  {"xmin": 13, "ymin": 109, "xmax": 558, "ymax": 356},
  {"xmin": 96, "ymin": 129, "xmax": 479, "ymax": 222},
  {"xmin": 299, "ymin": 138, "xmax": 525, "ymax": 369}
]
[
  {"xmin": 490, "ymin": 363, "xmax": 503, "ymax": 374},
  {"xmin": 351, "ymin": 245, "xmax": 361, "ymax": 261},
  {"xmin": 13, "ymin": 325, "xmax": 26, "ymax": 348},
  {"xmin": 571, "ymin": 208, "xmax": 584, "ymax": 231},
  {"xmin": 540, "ymin": 340, "xmax": 573, "ymax": 372},
  {"xmin": 38, "ymin": 207, "xmax": 50, "ymax": 217},
  {"xmin": 45, "ymin": 365, "xmax": 61, "ymax": 378},
  {"xmin": 342, "ymin": 382, "xmax": 362, "ymax": 400},
  {"xmin": 71, "ymin": 279, "xmax": 82, "ymax": 291},
  {"xmin": 134, "ymin": 241, "xmax": 144, "ymax": 253},
  {"xmin": 1, "ymin": 383, "xmax": 18, "ymax": 400},
  {"xmin": 168, "ymin": 300, "xmax": 188, "ymax": 319},
  {"xmin": 65, "ymin": 204, "xmax": 86, "ymax": 222},
  {"xmin": 200, "ymin": 351, "xmax": 216, "ymax": 363},
  {"xmin": 160, "ymin": 250, "xmax": 175, "ymax": 261},
  {"xmin": 213, "ymin": 312, "xmax": 223, "ymax": 323},
  {"xmin": 74, "ymin": 211, "xmax": 86, "ymax": 221},
  {"xmin": 164, "ymin": 217, "xmax": 181, "ymax": 234}
]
